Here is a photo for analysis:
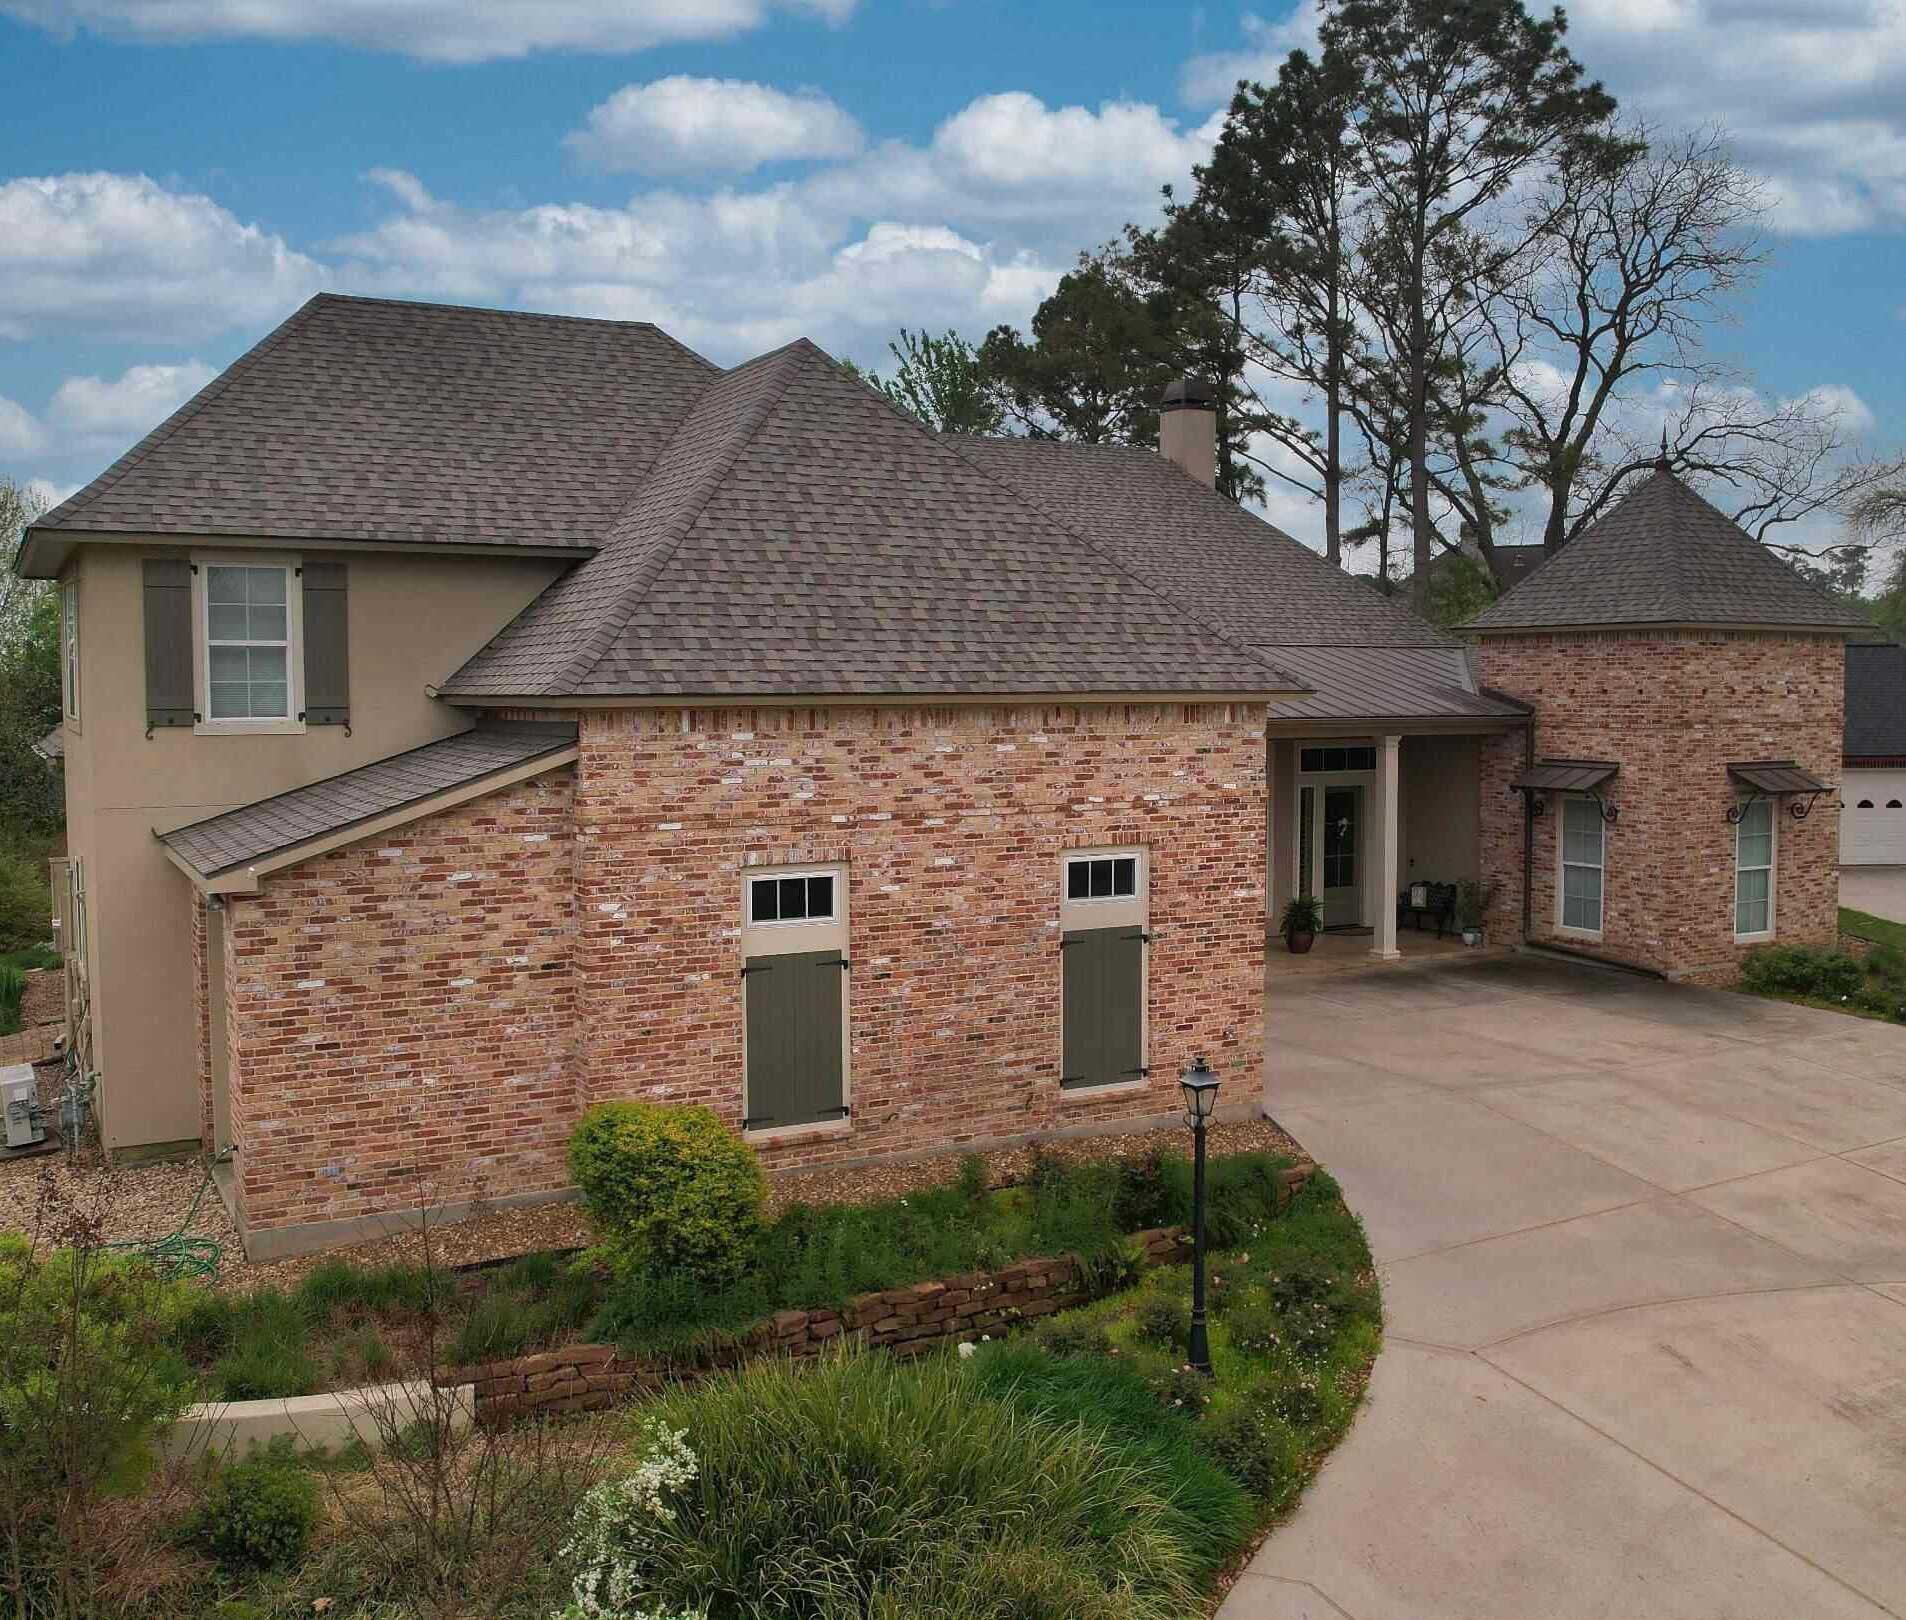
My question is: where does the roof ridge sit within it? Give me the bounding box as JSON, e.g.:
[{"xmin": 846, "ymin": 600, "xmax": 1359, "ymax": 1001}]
[
  {"xmin": 543, "ymin": 340, "xmax": 809, "ymax": 694},
  {"xmin": 35, "ymin": 294, "xmax": 328, "ymax": 532},
  {"xmin": 931, "ymin": 430, "xmax": 1307, "ymax": 690}
]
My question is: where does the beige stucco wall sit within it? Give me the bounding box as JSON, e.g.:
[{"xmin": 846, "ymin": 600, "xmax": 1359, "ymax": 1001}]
[
  {"xmin": 1400, "ymin": 734, "xmax": 1481, "ymax": 887},
  {"xmin": 60, "ymin": 542, "xmax": 565, "ymax": 1150}
]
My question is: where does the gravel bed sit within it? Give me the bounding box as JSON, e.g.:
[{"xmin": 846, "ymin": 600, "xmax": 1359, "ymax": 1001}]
[{"xmin": 0, "ymin": 1115, "xmax": 1310, "ymax": 1293}]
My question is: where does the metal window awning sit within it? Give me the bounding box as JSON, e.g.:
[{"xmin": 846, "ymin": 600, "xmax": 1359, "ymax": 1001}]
[
  {"xmin": 1727, "ymin": 760, "xmax": 1833, "ymax": 821},
  {"xmin": 1509, "ymin": 759, "xmax": 1620, "ymax": 795}
]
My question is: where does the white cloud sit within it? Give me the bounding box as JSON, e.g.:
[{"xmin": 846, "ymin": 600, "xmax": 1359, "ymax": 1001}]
[
  {"xmin": 328, "ymin": 89, "xmax": 1221, "ymax": 361},
  {"xmin": 1184, "ymin": 1, "xmax": 1906, "ymax": 235},
  {"xmin": 3, "ymin": 0, "xmax": 856, "ymax": 63},
  {"xmin": 567, "ymin": 77, "xmax": 863, "ymax": 175},
  {"xmin": 48, "ymin": 361, "xmax": 217, "ymax": 435},
  {"xmin": 24, "ymin": 478, "xmax": 79, "ymax": 510},
  {"xmin": 0, "ymin": 361, "xmax": 217, "ymax": 486},
  {"xmin": 0, "ymin": 172, "xmax": 321, "ymax": 341},
  {"xmin": 0, "ymin": 397, "xmax": 46, "ymax": 457}
]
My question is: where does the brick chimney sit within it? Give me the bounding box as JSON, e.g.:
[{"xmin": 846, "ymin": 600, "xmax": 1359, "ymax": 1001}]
[{"xmin": 1159, "ymin": 374, "xmax": 1217, "ymax": 489}]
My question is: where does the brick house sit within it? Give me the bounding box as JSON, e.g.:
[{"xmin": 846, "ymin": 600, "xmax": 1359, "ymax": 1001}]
[{"xmin": 18, "ymin": 295, "xmax": 1866, "ymax": 1256}]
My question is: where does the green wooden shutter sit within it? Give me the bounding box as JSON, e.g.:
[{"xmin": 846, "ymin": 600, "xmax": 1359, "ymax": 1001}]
[
  {"xmin": 1061, "ymin": 927, "xmax": 1145, "ymax": 1089},
  {"xmin": 142, "ymin": 558, "xmax": 195, "ymax": 729},
  {"xmin": 744, "ymin": 950, "xmax": 846, "ymax": 1129},
  {"xmin": 301, "ymin": 562, "xmax": 349, "ymax": 727}
]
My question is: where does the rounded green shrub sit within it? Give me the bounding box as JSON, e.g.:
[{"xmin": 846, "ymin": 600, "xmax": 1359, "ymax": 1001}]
[
  {"xmin": 1134, "ymin": 1295, "xmax": 1189, "ymax": 1348},
  {"xmin": 1198, "ymin": 1406, "xmax": 1302, "ymax": 1502},
  {"xmin": 1031, "ymin": 1316, "xmax": 1114, "ymax": 1360},
  {"xmin": 193, "ymin": 1448, "xmax": 318, "ymax": 1570},
  {"xmin": 568, "ymin": 1101, "xmax": 768, "ymax": 1284}
]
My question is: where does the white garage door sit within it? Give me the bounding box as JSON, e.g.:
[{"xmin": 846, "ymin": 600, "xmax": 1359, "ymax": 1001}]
[{"xmin": 1842, "ymin": 770, "xmax": 1906, "ymax": 864}]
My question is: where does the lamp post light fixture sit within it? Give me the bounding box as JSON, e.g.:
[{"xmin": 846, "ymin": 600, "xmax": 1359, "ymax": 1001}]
[{"xmin": 1180, "ymin": 1055, "xmax": 1220, "ymax": 1377}]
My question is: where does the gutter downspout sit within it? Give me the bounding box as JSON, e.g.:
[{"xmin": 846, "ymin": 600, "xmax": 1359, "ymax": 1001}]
[{"xmin": 1520, "ymin": 721, "xmax": 1535, "ymax": 945}]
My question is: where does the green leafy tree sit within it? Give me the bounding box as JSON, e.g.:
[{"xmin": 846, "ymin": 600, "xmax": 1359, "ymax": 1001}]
[
  {"xmin": 0, "ymin": 480, "xmax": 59, "ymax": 840},
  {"xmin": 858, "ymin": 329, "xmax": 1004, "ymax": 435},
  {"xmin": 980, "ymin": 253, "xmax": 1178, "ymax": 446},
  {"xmin": 1321, "ymin": 0, "xmax": 1621, "ymax": 611},
  {"xmin": 1154, "ymin": 46, "xmax": 1367, "ymax": 557}
]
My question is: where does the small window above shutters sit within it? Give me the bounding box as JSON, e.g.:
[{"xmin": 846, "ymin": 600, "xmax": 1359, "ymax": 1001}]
[
  {"xmin": 301, "ymin": 561, "xmax": 349, "ymax": 727},
  {"xmin": 142, "ymin": 558, "xmax": 195, "ymax": 729}
]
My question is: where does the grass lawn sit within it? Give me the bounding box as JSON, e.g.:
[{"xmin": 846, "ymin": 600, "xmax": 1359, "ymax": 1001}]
[{"xmin": 1841, "ymin": 905, "xmax": 1906, "ymax": 951}]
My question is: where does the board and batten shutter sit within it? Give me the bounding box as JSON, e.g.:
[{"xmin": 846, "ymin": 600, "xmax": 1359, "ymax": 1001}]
[
  {"xmin": 1061, "ymin": 926, "xmax": 1145, "ymax": 1089},
  {"xmin": 142, "ymin": 558, "xmax": 195, "ymax": 729},
  {"xmin": 300, "ymin": 561, "xmax": 349, "ymax": 727},
  {"xmin": 743, "ymin": 949, "xmax": 846, "ymax": 1129}
]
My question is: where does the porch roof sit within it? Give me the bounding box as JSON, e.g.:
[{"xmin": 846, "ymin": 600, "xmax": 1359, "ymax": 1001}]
[{"xmin": 1263, "ymin": 645, "xmax": 1530, "ymax": 728}]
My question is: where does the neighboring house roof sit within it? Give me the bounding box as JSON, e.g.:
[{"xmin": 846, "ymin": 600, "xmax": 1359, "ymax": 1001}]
[
  {"xmin": 443, "ymin": 341, "xmax": 1306, "ymax": 702},
  {"xmin": 33, "ymin": 725, "xmax": 63, "ymax": 762},
  {"xmin": 20, "ymin": 294, "xmax": 717, "ymax": 574},
  {"xmin": 1407, "ymin": 542, "xmax": 1546, "ymax": 594},
  {"xmin": 1466, "ymin": 468, "xmax": 1873, "ymax": 634},
  {"xmin": 159, "ymin": 723, "xmax": 577, "ymax": 882},
  {"xmin": 1846, "ymin": 640, "xmax": 1906, "ymax": 759}
]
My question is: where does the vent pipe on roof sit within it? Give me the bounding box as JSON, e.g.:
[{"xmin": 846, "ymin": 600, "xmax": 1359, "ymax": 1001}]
[{"xmin": 1159, "ymin": 374, "xmax": 1216, "ymax": 490}]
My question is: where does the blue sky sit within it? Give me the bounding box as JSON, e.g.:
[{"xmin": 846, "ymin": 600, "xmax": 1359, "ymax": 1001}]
[{"xmin": 2, "ymin": 0, "xmax": 1900, "ymax": 549}]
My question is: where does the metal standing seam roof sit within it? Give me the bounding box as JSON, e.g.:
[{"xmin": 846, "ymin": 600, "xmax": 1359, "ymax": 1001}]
[
  {"xmin": 1467, "ymin": 469, "xmax": 1874, "ymax": 634},
  {"xmin": 1510, "ymin": 759, "xmax": 1621, "ymax": 793},
  {"xmin": 158, "ymin": 724, "xmax": 577, "ymax": 879},
  {"xmin": 1256, "ymin": 645, "xmax": 1529, "ymax": 725},
  {"xmin": 1726, "ymin": 761, "xmax": 1831, "ymax": 796},
  {"xmin": 1845, "ymin": 642, "xmax": 1906, "ymax": 759},
  {"xmin": 21, "ymin": 294, "xmax": 718, "ymax": 569},
  {"xmin": 442, "ymin": 341, "xmax": 1308, "ymax": 702}
]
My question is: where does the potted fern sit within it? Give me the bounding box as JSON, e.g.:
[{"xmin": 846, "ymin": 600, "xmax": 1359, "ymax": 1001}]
[{"xmin": 1279, "ymin": 894, "xmax": 1323, "ymax": 954}]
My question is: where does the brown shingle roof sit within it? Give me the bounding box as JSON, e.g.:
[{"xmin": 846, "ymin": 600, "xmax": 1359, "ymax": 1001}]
[
  {"xmin": 947, "ymin": 435, "xmax": 1457, "ymax": 650},
  {"xmin": 944, "ymin": 437, "xmax": 1523, "ymax": 724},
  {"xmin": 159, "ymin": 723, "xmax": 576, "ymax": 879},
  {"xmin": 444, "ymin": 343, "xmax": 1305, "ymax": 701},
  {"xmin": 1467, "ymin": 470, "xmax": 1873, "ymax": 633},
  {"xmin": 27, "ymin": 294, "xmax": 717, "ymax": 558}
]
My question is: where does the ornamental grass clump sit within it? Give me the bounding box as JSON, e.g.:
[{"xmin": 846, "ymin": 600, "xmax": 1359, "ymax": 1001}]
[{"xmin": 569, "ymin": 1348, "xmax": 1205, "ymax": 1619}]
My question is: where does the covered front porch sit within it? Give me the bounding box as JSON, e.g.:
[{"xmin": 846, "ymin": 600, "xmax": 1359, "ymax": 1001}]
[{"xmin": 1266, "ymin": 722, "xmax": 1524, "ymax": 963}]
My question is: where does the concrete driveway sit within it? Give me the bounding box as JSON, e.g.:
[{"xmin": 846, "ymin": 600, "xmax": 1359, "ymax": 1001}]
[
  {"xmin": 1843, "ymin": 865, "xmax": 1906, "ymax": 925},
  {"xmin": 1225, "ymin": 953, "xmax": 1906, "ymax": 1620}
]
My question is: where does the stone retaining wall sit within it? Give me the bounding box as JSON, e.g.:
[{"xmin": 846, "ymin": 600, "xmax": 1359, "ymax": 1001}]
[{"xmin": 437, "ymin": 1179, "xmax": 1311, "ymax": 1426}]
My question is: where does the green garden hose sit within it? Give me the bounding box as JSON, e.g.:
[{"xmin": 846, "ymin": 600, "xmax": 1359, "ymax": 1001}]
[{"xmin": 108, "ymin": 1150, "xmax": 229, "ymax": 1280}]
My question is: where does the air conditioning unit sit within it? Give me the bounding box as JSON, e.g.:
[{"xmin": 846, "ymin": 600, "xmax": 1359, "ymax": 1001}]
[{"xmin": 2, "ymin": 1066, "xmax": 43, "ymax": 1150}]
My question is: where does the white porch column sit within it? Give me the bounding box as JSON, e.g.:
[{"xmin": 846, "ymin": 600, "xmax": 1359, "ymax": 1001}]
[{"xmin": 1371, "ymin": 734, "xmax": 1402, "ymax": 960}]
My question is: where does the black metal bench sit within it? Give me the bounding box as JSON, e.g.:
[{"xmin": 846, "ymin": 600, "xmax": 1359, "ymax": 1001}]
[{"xmin": 1397, "ymin": 882, "xmax": 1457, "ymax": 938}]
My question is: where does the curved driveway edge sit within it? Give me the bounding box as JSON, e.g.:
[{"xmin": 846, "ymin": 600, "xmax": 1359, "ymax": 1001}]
[{"xmin": 1225, "ymin": 953, "xmax": 1906, "ymax": 1620}]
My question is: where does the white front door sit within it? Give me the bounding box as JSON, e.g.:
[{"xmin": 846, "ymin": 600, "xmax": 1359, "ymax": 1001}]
[{"xmin": 1318, "ymin": 784, "xmax": 1363, "ymax": 927}]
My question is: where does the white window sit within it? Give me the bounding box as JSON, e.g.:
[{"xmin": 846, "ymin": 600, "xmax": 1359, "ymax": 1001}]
[
  {"xmin": 196, "ymin": 560, "xmax": 301, "ymax": 731},
  {"xmin": 61, "ymin": 579, "xmax": 79, "ymax": 727},
  {"xmin": 1065, "ymin": 853, "xmax": 1139, "ymax": 901},
  {"xmin": 1559, "ymin": 796, "xmax": 1604, "ymax": 934},
  {"xmin": 1734, "ymin": 798, "xmax": 1775, "ymax": 939},
  {"xmin": 747, "ymin": 870, "xmax": 837, "ymax": 926}
]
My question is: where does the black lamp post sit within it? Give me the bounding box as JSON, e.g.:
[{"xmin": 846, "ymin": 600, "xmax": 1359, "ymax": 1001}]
[{"xmin": 1180, "ymin": 1055, "xmax": 1220, "ymax": 1376}]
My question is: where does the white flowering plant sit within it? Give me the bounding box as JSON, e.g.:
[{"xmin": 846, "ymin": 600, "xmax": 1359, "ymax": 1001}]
[{"xmin": 556, "ymin": 1421, "xmax": 701, "ymax": 1620}]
